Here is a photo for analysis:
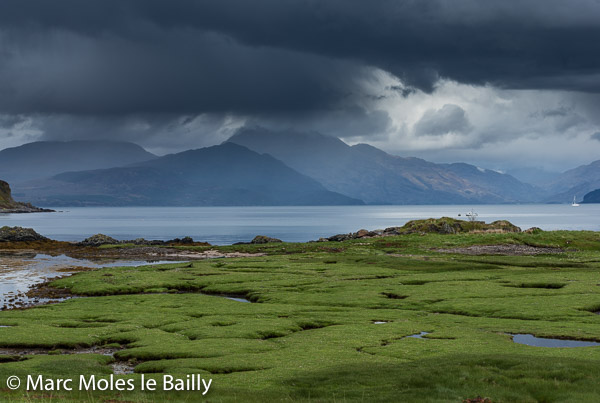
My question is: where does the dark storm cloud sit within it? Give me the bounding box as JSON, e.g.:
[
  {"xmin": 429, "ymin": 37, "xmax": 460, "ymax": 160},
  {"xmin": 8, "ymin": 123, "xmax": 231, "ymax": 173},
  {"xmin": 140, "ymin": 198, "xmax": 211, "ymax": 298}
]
[
  {"xmin": 414, "ymin": 104, "xmax": 472, "ymax": 137},
  {"xmin": 0, "ymin": 28, "xmax": 368, "ymax": 115},
  {"xmin": 1, "ymin": 0, "xmax": 600, "ymax": 116},
  {"xmin": 256, "ymin": 106, "xmax": 394, "ymax": 141}
]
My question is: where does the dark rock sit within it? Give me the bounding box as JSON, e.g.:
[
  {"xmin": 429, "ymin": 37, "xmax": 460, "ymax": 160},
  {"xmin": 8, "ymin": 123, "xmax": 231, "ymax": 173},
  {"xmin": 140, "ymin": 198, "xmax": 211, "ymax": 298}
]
[
  {"xmin": 355, "ymin": 229, "xmax": 369, "ymax": 237},
  {"xmin": 78, "ymin": 234, "xmax": 209, "ymax": 247},
  {"xmin": 0, "ymin": 226, "xmax": 48, "ymax": 242},
  {"xmin": 78, "ymin": 234, "xmax": 119, "ymax": 246},
  {"xmin": 250, "ymin": 235, "xmax": 283, "ymax": 244},
  {"xmin": 380, "ymin": 227, "xmax": 404, "ymax": 236},
  {"xmin": 327, "ymin": 233, "xmax": 353, "ymax": 242},
  {"xmin": 0, "ymin": 180, "xmax": 54, "ymax": 213},
  {"xmin": 351, "ymin": 229, "xmax": 379, "ymax": 239},
  {"xmin": 167, "ymin": 236, "xmax": 195, "ymax": 244}
]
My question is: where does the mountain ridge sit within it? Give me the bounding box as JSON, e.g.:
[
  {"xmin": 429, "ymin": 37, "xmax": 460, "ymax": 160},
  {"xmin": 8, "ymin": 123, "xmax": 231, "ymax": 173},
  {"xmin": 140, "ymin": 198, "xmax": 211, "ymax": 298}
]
[
  {"xmin": 0, "ymin": 140, "xmax": 157, "ymax": 183},
  {"xmin": 14, "ymin": 142, "xmax": 363, "ymax": 206},
  {"xmin": 544, "ymin": 160, "xmax": 600, "ymax": 203},
  {"xmin": 228, "ymin": 127, "xmax": 541, "ymax": 204}
]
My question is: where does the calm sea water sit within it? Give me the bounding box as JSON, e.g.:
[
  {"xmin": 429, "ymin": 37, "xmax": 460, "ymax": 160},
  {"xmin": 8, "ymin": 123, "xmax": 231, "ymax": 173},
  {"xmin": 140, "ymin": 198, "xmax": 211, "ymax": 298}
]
[{"xmin": 1, "ymin": 205, "xmax": 599, "ymax": 245}]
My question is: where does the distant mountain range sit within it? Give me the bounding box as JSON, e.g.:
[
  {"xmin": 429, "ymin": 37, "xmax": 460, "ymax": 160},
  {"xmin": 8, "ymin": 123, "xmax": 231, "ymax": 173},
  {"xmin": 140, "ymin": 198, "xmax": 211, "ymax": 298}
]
[
  {"xmin": 542, "ymin": 160, "xmax": 600, "ymax": 203},
  {"xmin": 229, "ymin": 128, "xmax": 539, "ymax": 204},
  {"xmin": 5, "ymin": 132, "xmax": 600, "ymax": 206},
  {"xmin": 0, "ymin": 140, "xmax": 156, "ymax": 183},
  {"xmin": 505, "ymin": 167, "xmax": 560, "ymax": 187},
  {"xmin": 14, "ymin": 142, "xmax": 362, "ymax": 206}
]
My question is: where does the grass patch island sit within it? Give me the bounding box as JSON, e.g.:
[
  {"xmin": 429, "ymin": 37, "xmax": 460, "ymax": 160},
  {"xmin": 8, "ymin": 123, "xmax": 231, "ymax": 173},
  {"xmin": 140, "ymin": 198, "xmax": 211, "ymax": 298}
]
[{"xmin": 2, "ymin": 219, "xmax": 600, "ymax": 402}]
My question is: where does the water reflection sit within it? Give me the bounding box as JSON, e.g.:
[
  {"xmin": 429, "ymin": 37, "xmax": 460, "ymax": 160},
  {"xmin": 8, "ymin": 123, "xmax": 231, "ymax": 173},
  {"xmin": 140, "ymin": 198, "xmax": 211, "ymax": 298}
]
[
  {"xmin": 405, "ymin": 331, "xmax": 430, "ymax": 339},
  {"xmin": 511, "ymin": 333, "xmax": 600, "ymax": 347}
]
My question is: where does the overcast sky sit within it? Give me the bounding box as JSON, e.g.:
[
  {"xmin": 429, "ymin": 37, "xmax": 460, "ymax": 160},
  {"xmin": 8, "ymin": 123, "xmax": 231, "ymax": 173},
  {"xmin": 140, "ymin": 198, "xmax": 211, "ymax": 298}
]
[{"xmin": 1, "ymin": 0, "xmax": 600, "ymax": 173}]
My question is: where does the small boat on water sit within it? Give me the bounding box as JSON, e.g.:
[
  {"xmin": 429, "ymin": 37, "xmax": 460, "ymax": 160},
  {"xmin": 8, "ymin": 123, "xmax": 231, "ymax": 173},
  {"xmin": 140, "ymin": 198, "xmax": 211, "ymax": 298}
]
[{"xmin": 572, "ymin": 196, "xmax": 580, "ymax": 207}]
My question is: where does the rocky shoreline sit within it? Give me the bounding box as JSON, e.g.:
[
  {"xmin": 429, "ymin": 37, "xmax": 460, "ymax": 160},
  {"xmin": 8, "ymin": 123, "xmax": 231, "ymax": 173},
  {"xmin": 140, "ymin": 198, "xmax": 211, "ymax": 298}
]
[
  {"xmin": 0, "ymin": 217, "xmax": 535, "ymax": 250},
  {"xmin": 0, "ymin": 180, "xmax": 54, "ymax": 213},
  {"xmin": 0, "ymin": 205, "xmax": 54, "ymax": 213},
  {"xmin": 316, "ymin": 217, "xmax": 526, "ymax": 242}
]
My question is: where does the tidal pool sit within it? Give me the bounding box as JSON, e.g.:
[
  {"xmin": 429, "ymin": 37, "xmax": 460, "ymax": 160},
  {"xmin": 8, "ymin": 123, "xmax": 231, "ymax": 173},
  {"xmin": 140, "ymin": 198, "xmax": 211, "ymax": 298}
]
[{"xmin": 511, "ymin": 334, "xmax": 600, "ymax": 348}]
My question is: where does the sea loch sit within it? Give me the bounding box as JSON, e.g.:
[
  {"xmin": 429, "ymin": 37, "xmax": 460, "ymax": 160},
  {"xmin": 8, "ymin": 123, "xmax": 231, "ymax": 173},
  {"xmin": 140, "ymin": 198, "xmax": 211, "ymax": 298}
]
[{"xmin": 2, "ymin": 204, "xmax": 599, "ymax": 245}]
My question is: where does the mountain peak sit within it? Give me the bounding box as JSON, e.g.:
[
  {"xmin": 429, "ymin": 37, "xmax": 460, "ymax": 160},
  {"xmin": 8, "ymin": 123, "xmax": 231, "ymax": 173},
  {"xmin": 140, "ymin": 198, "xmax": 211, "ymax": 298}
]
[
  {"xmin": 17, "ymin": 142, "xmax": 363, "ymax": 207},
  {"xmin": 0, "ymin": 140, "xmax": 156, "ymax": 183},
  {"xmin": 228, "ymin": 128, "xmax": 539, "ymax": 204}
]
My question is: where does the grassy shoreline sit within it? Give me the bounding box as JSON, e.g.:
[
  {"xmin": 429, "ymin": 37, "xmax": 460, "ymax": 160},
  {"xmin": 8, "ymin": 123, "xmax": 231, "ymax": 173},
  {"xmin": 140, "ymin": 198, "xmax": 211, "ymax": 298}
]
[{"xmin": 1, "ymin": 227, "xmax": 600, "ymax": 401}]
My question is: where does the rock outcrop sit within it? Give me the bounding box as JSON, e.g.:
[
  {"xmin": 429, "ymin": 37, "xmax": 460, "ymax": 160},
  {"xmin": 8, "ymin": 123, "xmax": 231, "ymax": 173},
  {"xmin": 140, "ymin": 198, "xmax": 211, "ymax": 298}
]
[
  {"xmin": 78, "ymin": 234, "xmax": 120, "ymax": 246},
  {"xmin": 0, "ymin": 180, "xmax": 53, "ymax": 213},
  {"xmin": 0, "ymin": 226, "xmax": 49, "ymax": 242},
  {"xmin": 78, "ymin": 234, "xmax": 209, "ymax": 247},
  {"xmin": 250, "ymin": 235, "xmax": 283, "ymax": 244},
  {"xmin": 318, "ymin": 218, "xmax": 522, "ymax": 242}
]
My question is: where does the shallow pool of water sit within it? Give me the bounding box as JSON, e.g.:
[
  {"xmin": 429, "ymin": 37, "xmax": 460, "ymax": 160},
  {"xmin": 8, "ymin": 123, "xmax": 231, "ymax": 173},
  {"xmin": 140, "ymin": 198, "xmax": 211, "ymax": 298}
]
[
  {"xmin": 405, "ymin": 331, "xmax": 430, "ymax": 339},
  {"xmin": 0, "ymin": 254, "xmax": 181, "ymax": 310},
  {"xmin": 223, "ymin": 296, "xmax": 251, "ymax": 303},
  {"xmin": 511, "ymin": 334, "xmax": 600, "ymax": 348}
]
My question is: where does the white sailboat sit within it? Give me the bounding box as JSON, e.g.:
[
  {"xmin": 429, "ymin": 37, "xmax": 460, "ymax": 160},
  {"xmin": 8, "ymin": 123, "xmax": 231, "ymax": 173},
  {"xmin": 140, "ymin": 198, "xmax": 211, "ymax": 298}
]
[{"xmin": 572, "ymin": 196, "xmax": 580, "ymax": 207}]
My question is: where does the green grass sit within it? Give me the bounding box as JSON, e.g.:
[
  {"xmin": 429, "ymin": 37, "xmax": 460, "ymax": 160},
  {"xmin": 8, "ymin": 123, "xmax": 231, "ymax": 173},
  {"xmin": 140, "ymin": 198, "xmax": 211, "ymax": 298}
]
[{"xmin": 2, "ymin": 231, "xmax": 600, "ymax": 401}]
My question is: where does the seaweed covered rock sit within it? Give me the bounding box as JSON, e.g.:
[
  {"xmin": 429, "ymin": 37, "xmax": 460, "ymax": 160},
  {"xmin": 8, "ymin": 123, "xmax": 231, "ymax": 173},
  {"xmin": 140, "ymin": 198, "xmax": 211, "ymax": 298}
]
[
  {"xmin": 78, "ymin": 234, "xmax": 119, "ymax": 246},
  {"xmin": 78, "ymin": 234, "xmax": 210, "ymax": 247},
  {"xmin": 250, "ymin": 235, "xmax": 283, "ymax": 244},
  {"xmin": 0, "ymin": 226, "xmax": 48, "ymax": 242},
  {"xmin": 167, "ymin": 236, "xmax": 195, "ymax": 245}
]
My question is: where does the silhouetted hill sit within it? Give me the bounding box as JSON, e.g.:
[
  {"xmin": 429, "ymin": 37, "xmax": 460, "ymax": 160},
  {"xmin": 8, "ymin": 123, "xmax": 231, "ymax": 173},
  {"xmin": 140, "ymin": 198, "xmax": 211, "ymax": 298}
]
[
  {"xmin": 0, "ymin": 140, "xmax": 157, "ymax": 183},
  {"xmin": 16, "ymin": 143, "xmax": 362, "ymax": 206},
  {"xmin": 582, "ymin": 188, "xmax": 600, "ymax": 203},
  {"xmin": 228, "ymin": 127, "xmax": 540, "ymax": 204}
]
